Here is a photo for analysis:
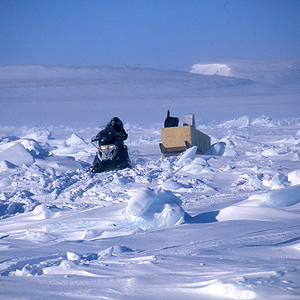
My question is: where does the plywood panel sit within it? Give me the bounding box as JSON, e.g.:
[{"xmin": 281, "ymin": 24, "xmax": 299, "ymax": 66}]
[{"xmin": 161, "ymin": 126, "xmax": 211, "ymax": 153}]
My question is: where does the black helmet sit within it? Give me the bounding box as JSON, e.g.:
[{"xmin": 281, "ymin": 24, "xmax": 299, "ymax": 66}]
[{"xmin": 110, "ymin": 117, "xmax": 123, "ymax": 132}]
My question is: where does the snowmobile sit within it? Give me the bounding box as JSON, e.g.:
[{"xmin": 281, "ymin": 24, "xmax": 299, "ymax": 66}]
[{"xmin": 89, "ymin": 125, "xmax": 131, "ymax": 173}]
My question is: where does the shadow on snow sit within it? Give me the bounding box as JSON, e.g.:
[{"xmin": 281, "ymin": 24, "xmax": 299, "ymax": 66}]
[{"xmin": 184, "ymin": 211, "xmax": 219, "ymax": 224}]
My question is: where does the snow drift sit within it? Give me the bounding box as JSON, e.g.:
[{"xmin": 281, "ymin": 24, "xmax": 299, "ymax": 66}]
[{"xmin": 125, "ymin": 187, "xmax": 185, "ymax": 230}]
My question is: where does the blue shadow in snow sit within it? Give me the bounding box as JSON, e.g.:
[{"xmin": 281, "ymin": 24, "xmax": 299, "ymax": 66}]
[{"xmin": 184, "ymin": 211, "xmax": 219, "ymax": 224}]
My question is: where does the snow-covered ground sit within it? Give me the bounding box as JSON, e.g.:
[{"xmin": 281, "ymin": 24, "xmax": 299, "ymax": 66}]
[{"xmin": 1, "ymin": 62, "xmax": 300, "ymax": 299}]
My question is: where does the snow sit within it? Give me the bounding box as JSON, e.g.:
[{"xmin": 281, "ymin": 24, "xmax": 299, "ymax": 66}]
[
  {"xmin": 175, "ymin": 146, "xmax": 198, "ymax": 166},
  {"xmin": 125, "ymin": 187, "xmax": 185, "ymax": 230},
  {"xmin": 1, "ymin": 62, "xmax": 300, "ymax": 299},
  {"xmin": 65, "ymin": 133, "xmax": 87, "ymax": 147},
  {"xmin": 0, "ymin": 142, "xmax": 35, "ymax": 166},
  {"xmin": 219, "ymin": 115, "xmax": 250, "ymax": 128},
  {"xmin": 288, "ymin": 169, "xmax": 300, "ymax": 186},
  {"xmin": 190, "ymin": 63, "xmax": 232, "ymax": 76},
  {"xmin": 191, "ymin": 59, "xmax": 300, "ymax": 85}
]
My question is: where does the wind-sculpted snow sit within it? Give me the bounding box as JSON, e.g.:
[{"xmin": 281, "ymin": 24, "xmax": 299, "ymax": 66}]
[
  {"xmin": 125, "ymin": 187, "xmax": 185, "ymax": 230},
  {"xmin": 251, "ymin": 185, "xmax": 300, "ymax": 208},
  {"xmin": 1, "ymin": 116, "xmax": 300, "ymax": 299},
  {"xmin": 217, "ymin": 185, "xmax": 300, "ymax": 222}
]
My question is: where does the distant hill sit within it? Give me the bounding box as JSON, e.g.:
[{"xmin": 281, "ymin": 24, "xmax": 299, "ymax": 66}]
[
  {"xmin": 0, "ymin": 64, "xmax": 268, "ymax": 101},
  {"xmin": 0, "ymin": 64, "xmax": 299, "ymax": 126}
]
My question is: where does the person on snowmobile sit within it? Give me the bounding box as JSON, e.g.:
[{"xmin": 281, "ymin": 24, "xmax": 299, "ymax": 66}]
[
  {"xmin": 90, "ymin": 117, "xmax": 131, "ymax": 172},
  {"xmin": 108, "ymin": 117, "xmax": 128, "ymax": 146},
  {"xmin": 92, "ymin": 117, "xmax": 128, "ymax": 146}
]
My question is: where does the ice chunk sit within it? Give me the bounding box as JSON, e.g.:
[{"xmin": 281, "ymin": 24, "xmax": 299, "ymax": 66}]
[
  {"xmin": 126, "ymin": 188, "xmax": 156, "ymax": 217},
  {"xmin": 7, "ymin": 203, "xmax": 25, "ymax": 215},
  {"xmin": 19, "ymin": 138, "xmax": 48, "ymax": 158},
  {"xmin": 288, "ymin": 169, "xmax": 300, "ymax": 186},
  {"xmin": 205, "ymin": 142, "xmax": 226, "ymax": 156},
  {"xmin": 220, "ymin": 116, "xmax": 249, "ymax": 128},
  {"xmin": 180, "ymin": 163, "xmax": 204, "ymax": 175},
  {"xmin": 244, "ymin": 178, "xmax": 263, "ymax": 191},
  {"xmin": 178, "ymin": 157, "xmax": 209, "ymax": 175},
  {"xmin": 66, "ymin": 133, "xmax": 86, "ymax": 146},
  {"xmin": 30, "ymin": 204, "xmax": 53, "ymax": 220},
  {"xmin": 261, "ymin": 148, "xmax": 279, "ymax": 157},
  {"xmin": 176, "ymin": 146, "xmax": 197, "ymax": 167},
  {"xmin": 125, "ymin": 187, "xmax": 185, "ymax": 230},
  {"xmin": 263, "ymin": 173, "xmax": 288, "ymax": 189},
  {"xmin": 0, "ymin": 143, "xmax": 34, "ymax": 166},
  {"xmin": 156, "ymin": 203, "xmax": 185, "ymax": 228},
  {"xmin": 233, "ymin": 174, "xmax": 263, "ymax": 191},
  {"xmin": 42, "ymin": 260, "xmax": 76, "ymax": 275},
  {"xmin": 150, "ymin": 189, "xmax": 183, "ymax": 214},
  {"xmin": 99, "ymin": 245, "xmax": 134, "ymax": 258},
  {"xmin": 67, "ymin": 252, "xmax": 81, "ymax": 261},
  {"xmin": 0, "ymin": 160, "xmax": 16, "ymax": 172},
  {"xmin": 0, "ymin": 177, "xmax": 12, "ymax": 188},
  {"xmin": 251, "ymin": 115, "xmax": 277, "ymax": 127},
  {"xmin": 23, "ymin": 130, "xmax": 53, "ymax": 142}
]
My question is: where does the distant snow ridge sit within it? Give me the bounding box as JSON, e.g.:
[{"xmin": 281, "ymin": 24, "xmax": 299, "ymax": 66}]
[
  {"xmin": 190, "ymin": 60, "xmax": 300, "ymax": 85},
  {"xmin": 190, "ymin": 63, "xmax": 232, "ymax": 76}
]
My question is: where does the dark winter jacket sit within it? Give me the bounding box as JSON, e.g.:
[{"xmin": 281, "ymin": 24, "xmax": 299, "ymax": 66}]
[{"xmin": 94, "ymin": 125, "xmax": 127, "ymax": 146}]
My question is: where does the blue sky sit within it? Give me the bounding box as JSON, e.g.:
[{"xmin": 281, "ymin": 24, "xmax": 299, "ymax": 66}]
[{"xmin": 1, "ymin": 0, "xmax": 299, "ymax": 70}]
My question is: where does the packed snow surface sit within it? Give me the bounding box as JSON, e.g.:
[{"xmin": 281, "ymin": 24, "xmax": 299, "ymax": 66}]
[{"xmin": 1, "ymin": 63, "xmax": 300, "ymax": 299}]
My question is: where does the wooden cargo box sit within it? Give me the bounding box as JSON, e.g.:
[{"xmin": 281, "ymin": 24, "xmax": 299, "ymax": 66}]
[{"xmin": 160, "ymin": 125, "xmax": 211, "ymax": 154}]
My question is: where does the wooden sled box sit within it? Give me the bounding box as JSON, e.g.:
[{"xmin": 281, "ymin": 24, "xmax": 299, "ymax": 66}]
[{"xmin": 159, "ymin": 125, "xmax": 211, "ymax": 155}]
